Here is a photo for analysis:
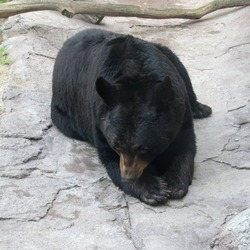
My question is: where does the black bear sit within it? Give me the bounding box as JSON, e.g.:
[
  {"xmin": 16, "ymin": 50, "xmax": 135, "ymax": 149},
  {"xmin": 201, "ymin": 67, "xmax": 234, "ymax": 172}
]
[{"xmin": 51, "ymin": 29, "xmax": 211, "ymax": 205}]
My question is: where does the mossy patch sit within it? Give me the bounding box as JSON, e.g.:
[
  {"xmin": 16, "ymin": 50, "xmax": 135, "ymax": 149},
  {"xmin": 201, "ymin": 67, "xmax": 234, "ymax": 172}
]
[{"xmin": 0, "ymin": 47, "xmax": 13, "ymax": 65}]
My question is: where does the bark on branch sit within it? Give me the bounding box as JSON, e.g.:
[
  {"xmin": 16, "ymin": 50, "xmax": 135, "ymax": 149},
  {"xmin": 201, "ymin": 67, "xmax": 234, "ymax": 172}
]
[{"xmin": 0, "ymin": 0, "xmax": 249, "ymax": 19}]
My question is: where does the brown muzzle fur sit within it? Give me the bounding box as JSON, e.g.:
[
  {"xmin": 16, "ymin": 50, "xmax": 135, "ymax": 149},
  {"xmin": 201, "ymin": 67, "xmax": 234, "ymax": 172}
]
[{"xmin": 120, "ymin": 153, "xmax": 149, "ymax": 181}]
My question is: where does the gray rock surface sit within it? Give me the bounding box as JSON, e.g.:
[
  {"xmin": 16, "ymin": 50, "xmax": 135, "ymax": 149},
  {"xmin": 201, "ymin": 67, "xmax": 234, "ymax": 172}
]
[
  {"xmin": 211, "ymin": 209, "xmax": 250, "ymax": 250},
  {"xmin": 0, "ymin": 4, "xmax": 249, "ymax": 250}
]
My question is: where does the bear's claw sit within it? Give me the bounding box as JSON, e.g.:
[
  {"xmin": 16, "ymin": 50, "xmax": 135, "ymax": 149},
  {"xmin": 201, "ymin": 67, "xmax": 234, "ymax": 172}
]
[{"xmin": 136, "ymin": 177, "xmax": 170, "ymax": 206}]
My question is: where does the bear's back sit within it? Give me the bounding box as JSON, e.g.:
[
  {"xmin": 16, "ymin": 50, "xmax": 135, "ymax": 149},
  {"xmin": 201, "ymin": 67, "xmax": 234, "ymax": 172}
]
[{"xmin": 52, "ymin": 29, "xmax": 187, "ymax": 146}]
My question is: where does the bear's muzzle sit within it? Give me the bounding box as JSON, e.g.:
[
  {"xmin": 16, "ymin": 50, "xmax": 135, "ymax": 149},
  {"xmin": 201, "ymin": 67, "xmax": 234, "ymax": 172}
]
[{"xmin": 120, "ymin": 153, "xmax": 149, "ymax": 181}]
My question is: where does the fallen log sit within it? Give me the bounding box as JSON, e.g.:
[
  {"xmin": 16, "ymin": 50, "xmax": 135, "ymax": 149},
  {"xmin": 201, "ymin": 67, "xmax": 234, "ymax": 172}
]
[{"xmin": 0, "ymin": 0, "xmax": 249, "ymax": 20}]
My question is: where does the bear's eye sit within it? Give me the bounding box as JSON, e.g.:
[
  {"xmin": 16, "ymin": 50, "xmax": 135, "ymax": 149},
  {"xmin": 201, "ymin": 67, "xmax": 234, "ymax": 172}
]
[
  {"xmin": 113, "ymin": 141, "xmax": 122, "ymax": 151},
  {"xmin": 133, "ymin": 145, "xmax": 149, "ymax": 155},
  {"xmin": 139, "ymin": 148, "xmax": 148, "ymax": 155}
]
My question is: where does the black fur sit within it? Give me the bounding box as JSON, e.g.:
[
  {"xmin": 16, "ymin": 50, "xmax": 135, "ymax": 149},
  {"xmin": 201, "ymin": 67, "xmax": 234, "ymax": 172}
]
[{"xmin": 51, "ymin": 29, "xmax": 212, "ymax": 205}]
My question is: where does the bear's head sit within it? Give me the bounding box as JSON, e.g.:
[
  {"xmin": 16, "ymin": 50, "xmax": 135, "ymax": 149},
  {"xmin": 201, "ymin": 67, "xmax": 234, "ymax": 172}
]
[{"xmin": 95, "ymin": 75, "xmax": 186, "ymax": 181}]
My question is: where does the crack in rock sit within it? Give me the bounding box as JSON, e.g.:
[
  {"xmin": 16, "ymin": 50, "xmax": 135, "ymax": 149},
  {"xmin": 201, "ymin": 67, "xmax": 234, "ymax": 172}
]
[
  {"xmin": 122, "ymin": 195, "xmax": 143, "ymax": 250},
  {"xmin": 122, "ymin": 195, "xmax": 132, "ymax": 239},
  {"xmin": 0, "ymin": 164, "xmax": 57, "ymax": 180},
  {"xmin": 23, "ymin": 136, "xmax": 43, "ymax": 141},
  {"xmin": 215, "ymin": 42, "xmax": 250, "ymax": 58},
  {"xmin": 28, "ymin": 184, "xmax": 81, "ymax": 222},
  {"xmin": 1, "ymin": 134, "xmax": 42, "ymax": 140},
  {"xmin": 142, "ymin": 204, "xmax": 167, "ymax": 214},
  {"xmin": 211, "ymin": 159, "xmax": 250, "ymax": 170},
  {"xmin": 227, "ymin": 105, "xmax": 247, "ymax": 113},
  {"xmin": 0, "ymin": 172, "xmax": 31, "ymax": 179},
  {"xmin": 98, "ymin": 192, "xmax": 143, "ymax": 249},
  {"xmin": 0, "ymin": 217, "xmax": 17, "ymax": 221},
  {"xmin": 223, "ymin": 145, "xmax": 240, "ymax": 152},
  {"xmin": 202, "ymin": 120, "xmax": 249, "ymax": 169},
  {"xmin": 22, "ymin": 149, "xmax": 43, "ymax": 164},
  {"xmin": 34, "ymin": 52, "xmax": 56, "ymax": 60},
  {"xmin": 220, "ymin": 212, "xmax": 238, "ymax": 227}
]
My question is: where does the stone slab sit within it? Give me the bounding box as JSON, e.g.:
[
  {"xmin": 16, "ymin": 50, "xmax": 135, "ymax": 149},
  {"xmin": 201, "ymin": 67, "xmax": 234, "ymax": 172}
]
[{"xmin": 0, "ymin": 4, "xmax": 249, "ymax": 250}]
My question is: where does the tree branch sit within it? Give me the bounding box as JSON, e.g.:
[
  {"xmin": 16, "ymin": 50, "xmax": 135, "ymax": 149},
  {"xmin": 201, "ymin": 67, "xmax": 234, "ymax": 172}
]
[{"xmin": 0, "ymin": 0, "xmax": 249, "ymax": 20}]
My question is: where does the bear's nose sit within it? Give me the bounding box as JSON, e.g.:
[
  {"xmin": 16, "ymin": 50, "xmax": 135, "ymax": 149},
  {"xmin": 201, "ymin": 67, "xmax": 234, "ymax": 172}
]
[{"xmin": 119, "ymin": 153, "xmax": 149, "ymax": 181}]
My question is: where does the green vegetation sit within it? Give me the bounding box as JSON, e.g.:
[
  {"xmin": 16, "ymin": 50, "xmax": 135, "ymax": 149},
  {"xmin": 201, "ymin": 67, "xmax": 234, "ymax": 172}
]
[
  {"xmin": 0, "ymin": 0, "xmax": 8, "ymax": 3},
  {"xmin": 0, "ymin": 47, "xmax": 13, "ymax": 65}
]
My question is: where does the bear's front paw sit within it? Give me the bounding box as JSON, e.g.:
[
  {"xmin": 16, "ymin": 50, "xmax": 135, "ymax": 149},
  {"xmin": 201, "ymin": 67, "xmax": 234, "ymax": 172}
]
[
  {"xmin": 164, "ymin": 175, "xmax": 190, "ymax": 199},
  {"xmin": 192, "ymin": 102, "xmax": 212, "ymax": 119},
  {"xmin": 136, "ymin": 177, "xmax": 170, "ymax": 206},
  {"xmin": 168, "ymin": 186, "xmax": 187, "ymax": 199}
]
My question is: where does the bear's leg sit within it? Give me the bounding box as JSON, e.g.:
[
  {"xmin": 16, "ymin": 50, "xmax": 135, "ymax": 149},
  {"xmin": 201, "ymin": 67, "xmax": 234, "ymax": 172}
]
[
  {"xmin": 157, "ymin": 127, "xmax": 196, "ymax": 199},
  {"xmin": 172, "ymin": 62, "xmax": 212, "ymax": 119},
  {"xmin": 190, "ymin": 101, "xmax": 212, "ymax": 119},
  {"xmin": 96, "ymin": 141, "xmax": 170, "ymax": 205},
  {"xmin": 174, "ymin": 67, "xmax": 212, "ymax": 119},
  {"xmin": 51, "ymin": 103, "xmax": 83, "ymax": 141},
  {"xmin": 163, "ymin": 152, "xmax": 194, "ymax": 199},
  {"xmin": 180, "ymin": 73, "xmax": 212, "ymax": 119},
  {"xmin": 155, "ymin": 44, "xmax": 212, "ymax": 118}
]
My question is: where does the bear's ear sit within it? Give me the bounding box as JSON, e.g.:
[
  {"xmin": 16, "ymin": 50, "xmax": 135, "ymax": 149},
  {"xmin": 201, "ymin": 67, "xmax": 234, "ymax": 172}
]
[
  {"xmin": 106, "ymin": 36, "xmax": 128, "ymax": 46},
  {"xmin": 155, "ymin": 76, "xmax": 172, "ymax": 101},
  {"xmin": 106, "ymin": 36, "xmax": 129, "ymax": 57},
  {"xmin": 96, "ymin": 77, "xmax": 119, "ymax": 103}
]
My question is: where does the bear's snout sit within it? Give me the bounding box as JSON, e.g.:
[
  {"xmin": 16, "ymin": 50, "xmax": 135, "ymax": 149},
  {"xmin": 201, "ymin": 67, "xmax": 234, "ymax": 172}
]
[{"xmin": 119, "ymin": 153, "xmax": 149, "ymax": 181}]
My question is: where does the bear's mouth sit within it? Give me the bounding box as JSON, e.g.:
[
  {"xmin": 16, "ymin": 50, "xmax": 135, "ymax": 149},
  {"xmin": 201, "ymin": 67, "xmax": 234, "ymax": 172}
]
[{"xmin": 119, "ymin": 153, "xmax": 150, "ymax": 181}]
